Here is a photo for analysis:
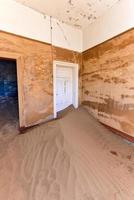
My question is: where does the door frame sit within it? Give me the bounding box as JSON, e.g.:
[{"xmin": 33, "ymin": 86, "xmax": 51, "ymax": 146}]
[
  {"xmin": 0, "ymin": 51, "xmax": 25, "ymax": 128},
  {"xmin": 53, "ymin": 60, "xmax": 79, "ymax": 118}
]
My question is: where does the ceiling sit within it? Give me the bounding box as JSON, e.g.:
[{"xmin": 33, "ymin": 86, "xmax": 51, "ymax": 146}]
[{"xmin": 14, "ymin": 0, "xmax": 120, "ymax": 29}]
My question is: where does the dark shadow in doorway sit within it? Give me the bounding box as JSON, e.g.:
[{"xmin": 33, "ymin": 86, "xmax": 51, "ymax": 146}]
[{"xmin": 0, "ymin": 59, "xmax": 19, "ymax": 140}]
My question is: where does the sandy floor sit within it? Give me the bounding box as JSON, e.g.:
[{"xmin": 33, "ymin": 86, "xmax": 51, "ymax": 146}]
[
  {"xmin": 0, "ymin": 97, "xmax": 19, "ymax": 146},
  {"xmin": 0, "ymin": 106, "xmax": 134, "ymax": 200}
]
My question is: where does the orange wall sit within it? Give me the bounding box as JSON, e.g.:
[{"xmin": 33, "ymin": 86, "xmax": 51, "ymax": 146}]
[
  {"xmin": 0, "ymin": 31, "xmax": 82, "ymax": 128},
  {"xmin": 1, "ymin": 28, "xmax": 134, "ymax": 139},
  {"xmin": 82, "ymin": 28, "xmax": 134, "ymax": 137}
]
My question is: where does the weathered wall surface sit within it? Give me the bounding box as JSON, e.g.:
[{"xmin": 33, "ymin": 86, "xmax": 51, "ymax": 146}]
[
  {"xmin": 82, "ymin": 28, "xmax": 134, "ymax": 137},
  {"xmin": 0, "ymin": 31, "xmax": 82, "ymax": 128}
]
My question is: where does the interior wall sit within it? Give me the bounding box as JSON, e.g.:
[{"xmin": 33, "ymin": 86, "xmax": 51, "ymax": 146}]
[
  {"xmin": 0, "ymin": 0, "xmax": 82, "ymax": 52},
  {"xmin": 0, "ymin": 31, "xmax": 82, "ymax": 128},
  {"xmin": 83, "ymin": 0, "xmax": 134, "ymax": 51},
  {"xmin": 82, "ymin": 28, "xmax": 134, "ymax": 137}
]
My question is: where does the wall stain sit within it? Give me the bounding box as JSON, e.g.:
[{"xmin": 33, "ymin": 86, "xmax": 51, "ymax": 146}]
[
  {"xmin": 129, "ymin": 87, "xmax": 134, "ymax": 90},
  {"xmin": 111, "ymin": 77, "xmax": 127, "ymax": 84},
  {"xmin": 0, "ymin": 31, "xmax": 82, "ymax": 127},
  {"xmin": 82, "ymin": 28, "xmax": 134, "ymax": 137},
  {"xmin": 84, "ymin": 90, "xmax": 89, "ymax": 95},
  {"xmin": 110, "ymin": 151, "xmax": 118, "ymax": 156},
  {"xmin": 91, "ymin": 74, "xmax": 103, "ymax": 80}
]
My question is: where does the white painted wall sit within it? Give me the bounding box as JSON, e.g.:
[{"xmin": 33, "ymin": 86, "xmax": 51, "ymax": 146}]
[
  {"xmin": 52, "ymin": 18, "xmax": 82, "ymax": 53},
  {"xmin": 83, "ymin": 0, "xmax": 134, "ymax": 51},
  {"xmin": 0, "ymin": 0, "xmax": 133, "ymax": 52},
  {"xmin": 0, "ymin": 0, "xmax": 82, "ymax": 52},
  {"xmin": 0, "ymin": 0, "xmax": 51, "ymax": 43}
]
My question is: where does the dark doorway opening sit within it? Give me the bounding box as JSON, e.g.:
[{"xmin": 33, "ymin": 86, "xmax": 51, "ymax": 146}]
[{"xmin": 0, "ymin": 59, "xmax": 19, "ymax": 136}]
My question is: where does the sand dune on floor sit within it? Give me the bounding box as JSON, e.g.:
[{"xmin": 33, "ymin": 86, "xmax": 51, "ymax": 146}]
[
  {"xmin": 0, "ymin": 97, "xmax": 19, "ymax": 146},
  {"xmin": 0, "ymin": 107, "xmax": 134, "ymax": 200}
]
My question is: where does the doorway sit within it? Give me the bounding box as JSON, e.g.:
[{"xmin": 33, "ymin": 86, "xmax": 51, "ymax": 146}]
[
  {"xmin": 0, "ymin": 59, "xmax": 19, "ymax": 135},
  {"xmin": 53, "ymin": 61, "xmax": 78, "ymax": 118}
]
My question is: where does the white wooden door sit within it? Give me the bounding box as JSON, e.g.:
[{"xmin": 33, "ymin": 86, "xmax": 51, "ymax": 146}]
[{"xmin": 56, "ymin": 67, "xmax": 72, "ymax": 112}]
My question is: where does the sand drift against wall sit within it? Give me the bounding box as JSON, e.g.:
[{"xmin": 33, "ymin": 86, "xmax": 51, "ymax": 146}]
[{"xmin": 0, "ymin": 107, "xmax": 134, "ymax": 200}]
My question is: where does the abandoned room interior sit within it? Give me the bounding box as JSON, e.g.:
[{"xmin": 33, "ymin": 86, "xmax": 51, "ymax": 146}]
[{"xmin": 0, "ymin": 0, "xmax": 134, "ymax": 199}]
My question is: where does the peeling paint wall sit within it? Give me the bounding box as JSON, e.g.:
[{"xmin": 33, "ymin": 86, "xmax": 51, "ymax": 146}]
[
  {"xmin": 0, "ymin": 31, "xmax": 82, "ymax": 128},
  {"xmin": 82, "ymin": 28, "xmax": 134, "ymax": 137},
  {"xmin": 15, "ymin": 0, "xmax": 120, "ymax": 29}
]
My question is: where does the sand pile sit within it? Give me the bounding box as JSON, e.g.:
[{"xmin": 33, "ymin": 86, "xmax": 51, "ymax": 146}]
[
  {"xmin": 0, "ymin": 97, "xmax": 19, "ymax": 150},
  {"xmin": 0, "ymin": 107, "xmax": 134, "ymax": 200},
  {"xmin": 57, "ymin": 104, "xmax": 75, "ymax": 119}
]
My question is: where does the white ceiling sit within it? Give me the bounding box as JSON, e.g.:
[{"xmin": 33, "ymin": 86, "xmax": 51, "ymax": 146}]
[{"xmin": 14, "ymin": 0, "xmax": 120, "ymax": 29}]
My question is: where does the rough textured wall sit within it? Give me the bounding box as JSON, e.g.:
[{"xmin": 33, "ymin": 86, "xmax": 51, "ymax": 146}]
[
  {"xmin": 82, "ymin": 28, "xmax": 134, "ymax": 137},
  {"xmin": 0, "ymin": 31, "xmax": 82, "ymax": 128}
]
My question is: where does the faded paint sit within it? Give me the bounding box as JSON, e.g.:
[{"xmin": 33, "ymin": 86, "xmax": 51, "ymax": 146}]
[
  {"xmin": 0, "ymin": 31, "xmax": 82, "ymax": 128},
  {"xmin": 0, "ymin": 28, "xmax": 134, "ymax": 139},
  {"xmin": 82, "ymin": 28, "xmax": 134, "ymax": 137},
  {"xmin": 14, "ymin": 0, "xmax": 120, "ymax": 28}
]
